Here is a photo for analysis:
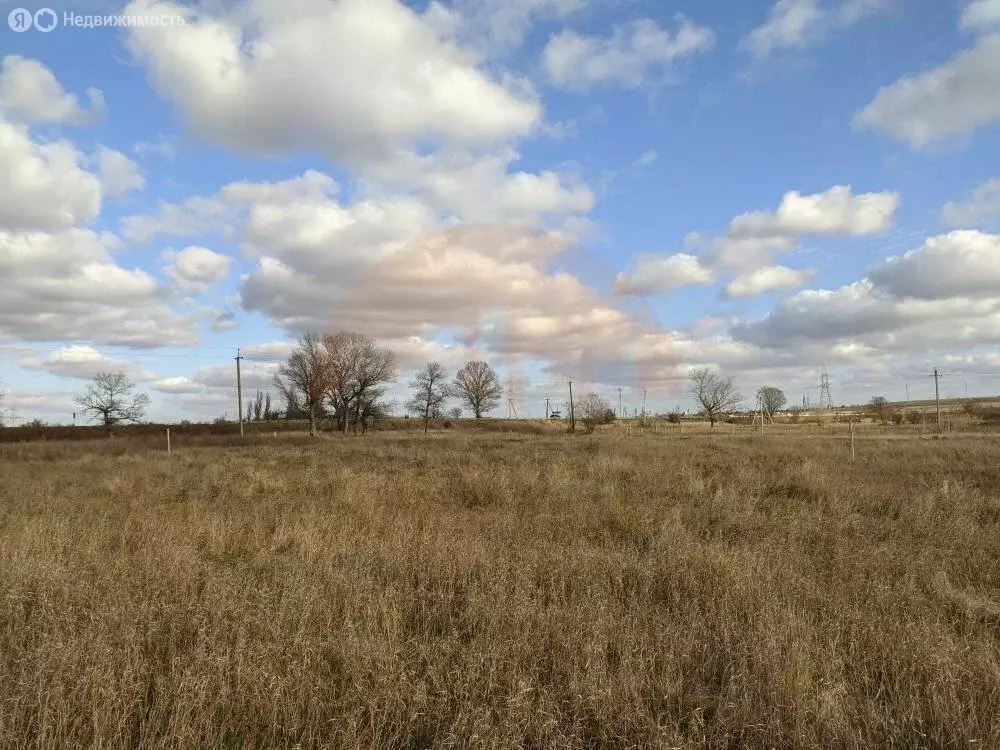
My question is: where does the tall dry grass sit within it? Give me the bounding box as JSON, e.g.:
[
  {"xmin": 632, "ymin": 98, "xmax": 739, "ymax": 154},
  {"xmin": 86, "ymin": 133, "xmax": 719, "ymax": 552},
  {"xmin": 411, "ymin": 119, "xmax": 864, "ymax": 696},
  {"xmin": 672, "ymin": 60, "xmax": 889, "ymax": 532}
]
[{"xmin": 1, "ymin": 431, "xmax": 999, "ymax": 748}]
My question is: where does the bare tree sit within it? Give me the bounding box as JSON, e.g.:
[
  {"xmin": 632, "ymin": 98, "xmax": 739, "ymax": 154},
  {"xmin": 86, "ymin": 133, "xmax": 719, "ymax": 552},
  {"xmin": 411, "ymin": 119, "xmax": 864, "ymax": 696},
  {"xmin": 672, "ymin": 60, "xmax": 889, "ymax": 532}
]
[
  {"xmin": 274, "ymin": 333, "xmax": 328, "ymax": 437},
  {"xmin": 689, "ymin": 368, "xmax": 742, "ymax": 427},
  {"xmin": 251, "ymin": 390, "xmax": 265, "ymax": 421},
  {"xmin": 323, "ymin": 332, "xmax": 397, "ymax": 434},
  {"xmin": 577, "ymin": 392, "xmax": 615, "ymax": 434},
  {"xmin": 759, "ymin": 386, "xmax": 787, "ymax": 415},
  {"xmin": 868, "ymin": 396, "xmax": 893, "ymax": 425},
  {"xmin": 407, "ymin": 362, "xmax": 451, "ymax": 433},
  {"xmin": 262, "ymin": 391, "xmax": 276, "ymax": 421},
  {"xmin": 447, "ymin": 406, "xmax": 462, "ymax": 419},
  {"xmin": 453, "ymin": 361, "xmax": 503, "ymax": 418},
  {"xmin": 73, "ymin": 370, "xmax": 150, "ymax": 428}
]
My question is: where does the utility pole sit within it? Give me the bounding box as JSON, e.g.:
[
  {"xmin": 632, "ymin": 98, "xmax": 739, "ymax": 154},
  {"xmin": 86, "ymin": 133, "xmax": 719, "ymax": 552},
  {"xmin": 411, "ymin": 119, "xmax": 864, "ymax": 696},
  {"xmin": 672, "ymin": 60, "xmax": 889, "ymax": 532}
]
[
  {"xmin": 931, "ymin": 368, "xmax": 941, "ymax": 432},
  {"xmin": 618, "ymin": 386, "xmax": 623, "ymax": 419},
  {"xmin": 568, "ymin": 379, "xmax": 575, "ymax": 433},
  {"xmin": 235, "ymin": 348, "xmax": 244, "ymax": 439},
  {"xmin": 642, "ymin": 389, "xmax": 647, "ymax": 426},
  {"xmin": 905, "ymin": 383, "xmax": 910, "ymax": 402},
  {"xmin": 545, "ymin": 397, "xmax": 550, "ymax": 419}
]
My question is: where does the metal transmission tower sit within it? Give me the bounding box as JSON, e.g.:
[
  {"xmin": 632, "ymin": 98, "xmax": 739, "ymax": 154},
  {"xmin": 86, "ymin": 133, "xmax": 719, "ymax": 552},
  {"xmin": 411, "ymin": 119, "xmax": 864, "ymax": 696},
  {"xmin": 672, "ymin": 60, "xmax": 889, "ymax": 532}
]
[{"xmin": 819, "ymin": 365, "xmax": 833, "ymax": 409}]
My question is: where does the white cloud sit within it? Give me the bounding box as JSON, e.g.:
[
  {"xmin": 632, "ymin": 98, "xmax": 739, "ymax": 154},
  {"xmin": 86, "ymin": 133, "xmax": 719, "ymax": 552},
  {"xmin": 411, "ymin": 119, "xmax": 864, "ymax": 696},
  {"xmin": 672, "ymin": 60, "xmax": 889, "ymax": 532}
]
[
  {"xmin": 0, "ymin": 229, "xmax": 195, "ymax": 346},
  {"xmin": 0, "ymin": 117, "xmax": 101, "ymax": 231},
  {"xmin": 123, "ymin": 0, "xmax": 541, "ymax": 167},
  {"xmin": 742, "ymin": 0, "xmax": 889, "ymax": 58},
  {"xmin": 20, "ymin": 345, "xmax": 155, "ymax": 381},
  {"xmin": 733, "ymin": 279, "xmax": 1000, "ymax": 348},
  {"xmin": 543, "ymin": 17, "xmax": 714, "ymax": 90},
  {"xmin": 728, "ymin": 185, "xmax": 898, "ymax": 239},
  {"xmin": 942, "ymin": 178, "xmax": 1000, "ymax": 227},
  {"xmin": 742, "ymin": 0, "xmax": 823, "ymax": 58},
  {"xmin": 703, "ymin": 185, "xmax": 897, "ymax": 272},
  {"xmin": 868, "ymin": 230, "xmax": 1000, "ymax": 300},
  {"xmin": 853, "ymin": 34, "xmax": 1000, "ymax": 147},
  {"xmin": 445, "ymin": 0, "xmax": 587, "ymax": 55},
  {"xmin": 95, "ymin": 146, "xmax": 145, "ymax": 197},
  {"xmin": 733, "ymin": 231, "xmax": 1000, "ymax": 350},
  {"xmin": 961, "ymin": 0, "xmax": 1000, "ymax": 30},
  {"xmin": 723, "ymin": 265, "xmax": 815, "ymax": 298},
  {"xmin": 162, "ymin": 246, "xmax": 232, "ymax": 292},
  {"xmin": 0, "ymin": 55, "xmax": 104, "ymax": 126},
  {"xmin": 614, "ymin": 253, "xmax": 715, "ymax": 295}
]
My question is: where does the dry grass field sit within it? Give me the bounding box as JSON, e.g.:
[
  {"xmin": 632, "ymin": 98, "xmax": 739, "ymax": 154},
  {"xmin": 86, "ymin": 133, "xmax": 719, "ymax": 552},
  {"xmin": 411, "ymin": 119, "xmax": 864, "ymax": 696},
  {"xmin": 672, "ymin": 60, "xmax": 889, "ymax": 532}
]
[{"xmin": 2, "ymin": 429, "xmax": 1000, "ymax": 748}]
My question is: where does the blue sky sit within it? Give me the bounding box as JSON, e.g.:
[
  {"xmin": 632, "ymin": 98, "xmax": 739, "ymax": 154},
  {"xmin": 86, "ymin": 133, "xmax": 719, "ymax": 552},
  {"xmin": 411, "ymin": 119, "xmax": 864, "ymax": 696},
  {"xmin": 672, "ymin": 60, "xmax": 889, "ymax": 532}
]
[{"xmin": 1, "ymin": 0, "xmax": 999, "ymax": 424}]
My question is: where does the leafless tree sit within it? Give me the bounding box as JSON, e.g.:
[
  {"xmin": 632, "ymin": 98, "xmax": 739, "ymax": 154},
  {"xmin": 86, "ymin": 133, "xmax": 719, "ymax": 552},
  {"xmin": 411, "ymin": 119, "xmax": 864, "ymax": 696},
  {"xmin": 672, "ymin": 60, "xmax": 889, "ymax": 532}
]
[
  {"xmin": 868, "ymin": 396, "xmax": 893, "ymax": 425},
  {"xmin": 447, "ymin": 406, "xmax": 462, "ymax": 419},
  {"xmin": 263, "ymin": 391, "xmax": 276, "ymax": 421},
  {"xmin": 453, "ymin": 361, "xmax": 503, "ymax": 418},
  {"xmin": 250, "ymin": 390, "xmax": 265, "ymax": 421},
  {"xmin": 689, "ymin": 368, "xmax": 742, "ymax": 427},
  {"xmin": 577, "ymin": 392, "xmax": 615, "ymax": 434},
  {"xmin": 274, "ymin": 333, "xmax": 328, "ymax": 437},
  {"xmin": 407, "ymin": 362, "xmax": 451, "ymax": 434},
  {"xmin": 73, "ymin": 370, "xmax": 150, "ymax": 428},
  {"xmin": 759, "ymin": 386, "xmax": 787, "ymax": 415},
  {"xmin": 323, "ymin": 332, "xmax": 397, "ymax": 434}
]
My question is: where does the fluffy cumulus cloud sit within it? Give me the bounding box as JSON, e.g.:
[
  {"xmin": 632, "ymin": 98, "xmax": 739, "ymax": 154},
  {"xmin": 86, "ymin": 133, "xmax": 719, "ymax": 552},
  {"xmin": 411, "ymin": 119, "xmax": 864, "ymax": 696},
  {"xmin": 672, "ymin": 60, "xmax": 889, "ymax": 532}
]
[
  {"xmin": 0, "ymin": 55, "xmax": 104, "ymax": 126},
  {"xmin": 961, "ymin": 0, "xmax": 1000, "ymax": 30},
  {"xmin": 708, "ymin": 185, "xmax": 897, "ymax": 271},
  {"xmin": 612, "ymin": 185, "xmax": 896, "ymax": 298},
  {"xmin": 95, "ymin": 147, "xmax": 145, "ymax": 197},
  {"xmin": 543, "ymin": 18, "xmax": 715, "ymax": 90},
  {"xmin": 727, "ymin": 185, "xmax": 898, "ymax": 240},
  {"xmin": 162, "ymin": 246, "xmax": 231, "ymax": 292},
  {"xmin": 742, "ymin": 0, "xmax": 890, "ymax": 58},
  {"xmin": 854, "ymin": 34, "xmax": 1000, "ymax": 147},
  {"xmin": 868, "ymin": 231, "xmax": 1000, "ymax": 300},
  {"xmin": 20, "ymin": 345, "xmax": 155, "ymax": 381},
  {"xmin": 734, "ymin": 231, "xmax": 1000, "ymax": 351},
  {"xmin": 122, "ymin": 0, "xmax": 541, "ymax": 167},
  {"xmin": 0, "ymin": 230, "xmax": 195, "ymax": 346},
  {"xmin": 723, "ymin": 265, "xmax": 815, "ymax": 298},
  {"xmin": 614, "ymin": 253, "xmax": 715, "ymax": 295},
  {"xmin": 942, "ymin": 178, "xmax": 1000, "ymax": 227},
  {"xmin": 0, "ymin": 118, "xmax": 101, "ymax": 231}
]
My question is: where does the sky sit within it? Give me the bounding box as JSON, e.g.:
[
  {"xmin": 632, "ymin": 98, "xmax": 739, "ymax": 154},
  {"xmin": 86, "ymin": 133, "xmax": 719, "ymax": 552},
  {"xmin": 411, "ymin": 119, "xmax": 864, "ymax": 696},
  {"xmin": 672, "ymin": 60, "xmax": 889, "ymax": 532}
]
[{"xmin": 1, "ymin": 0, "xmax": 999, "ymax": 424}]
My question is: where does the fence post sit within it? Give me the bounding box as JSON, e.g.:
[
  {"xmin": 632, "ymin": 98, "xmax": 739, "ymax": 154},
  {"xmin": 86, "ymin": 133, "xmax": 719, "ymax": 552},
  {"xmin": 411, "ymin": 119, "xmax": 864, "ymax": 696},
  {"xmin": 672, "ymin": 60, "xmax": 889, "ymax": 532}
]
[
  {"xmin": 166, "ymin": 428, "xmax": 171, "ymax": 456},
  {"xmin": 850, "ymin": 419, "xmax": 855, "ymax": 462}
]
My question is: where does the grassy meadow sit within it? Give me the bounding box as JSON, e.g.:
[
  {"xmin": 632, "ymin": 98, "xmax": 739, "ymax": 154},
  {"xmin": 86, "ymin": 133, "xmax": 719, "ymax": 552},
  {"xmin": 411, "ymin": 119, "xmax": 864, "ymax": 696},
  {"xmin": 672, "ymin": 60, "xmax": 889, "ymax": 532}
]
[{"xmin": 2, "ymin": 428, "xmax": 1000, "ymax": 748}]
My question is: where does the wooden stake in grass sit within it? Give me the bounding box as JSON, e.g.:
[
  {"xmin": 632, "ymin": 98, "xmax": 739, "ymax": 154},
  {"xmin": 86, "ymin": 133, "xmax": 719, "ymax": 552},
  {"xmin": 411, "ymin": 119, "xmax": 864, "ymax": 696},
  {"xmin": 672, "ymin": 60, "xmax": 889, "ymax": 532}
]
[
  {"xmin": 166, "ymin": 428, "xmax": 171, "ymax": 456},
  {"xmin": 850, "ymin": 419, "xmax": 855, "ymax": 462}
]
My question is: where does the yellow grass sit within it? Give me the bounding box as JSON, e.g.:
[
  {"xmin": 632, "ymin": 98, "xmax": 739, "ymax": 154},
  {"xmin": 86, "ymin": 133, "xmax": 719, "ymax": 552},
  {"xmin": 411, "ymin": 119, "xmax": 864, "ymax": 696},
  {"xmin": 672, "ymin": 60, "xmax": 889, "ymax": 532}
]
[{"xmin": 2, "ymin": 430, "xmax": 1000, "ymax": 748}]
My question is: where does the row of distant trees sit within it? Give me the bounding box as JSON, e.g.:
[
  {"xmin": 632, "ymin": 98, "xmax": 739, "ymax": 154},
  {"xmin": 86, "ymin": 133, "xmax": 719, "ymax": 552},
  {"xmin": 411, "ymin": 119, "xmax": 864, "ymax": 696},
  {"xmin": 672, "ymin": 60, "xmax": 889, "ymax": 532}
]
[
  {"xmin": 688, "ymin": 368, "xmax": 787, "ymax": 426},
  {"xmin": 49, "ymin": 337, "xmax": 794, "ymax": 431},
  {"xmin": 274, "ymin": 332, "xmax": 509, "ymax": 436}
]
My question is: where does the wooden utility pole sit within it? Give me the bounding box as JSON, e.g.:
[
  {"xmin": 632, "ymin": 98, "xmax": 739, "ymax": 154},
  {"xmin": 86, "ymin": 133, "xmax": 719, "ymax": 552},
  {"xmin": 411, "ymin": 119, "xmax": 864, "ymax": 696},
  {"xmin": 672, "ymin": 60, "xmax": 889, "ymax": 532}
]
[
  {"xmin": 545, "ymin": 397, "xmax": 550, "ymax": 419},
  {"xmin": 618, "ymin": 386, "xmax": 623, "ymax": 419},
  {"xmin": 235, "ymin": 348, "xmax": 244, "ymax": 439},
  {"xmin": 642, "ymin": 389, "xmax": 647, "ymax": 427},
  {"xmin": 568, "ymin": 379, "xmax": 575, "ymax": 433},
  {"xmin": 931, "ymin": 368, "xmax": 941, "ymax": 432}
]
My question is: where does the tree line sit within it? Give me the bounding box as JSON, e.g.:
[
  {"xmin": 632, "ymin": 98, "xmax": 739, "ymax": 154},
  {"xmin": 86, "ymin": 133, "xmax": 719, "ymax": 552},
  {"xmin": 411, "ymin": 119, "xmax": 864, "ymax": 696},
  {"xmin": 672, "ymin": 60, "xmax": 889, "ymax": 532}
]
[
  {"xmin": 274, "ymin": 332, "xmax": 507, "ymax": 436},
  {"xmin": 58, "ymin": 335, "xmax": 793, "ymax": 431}
]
